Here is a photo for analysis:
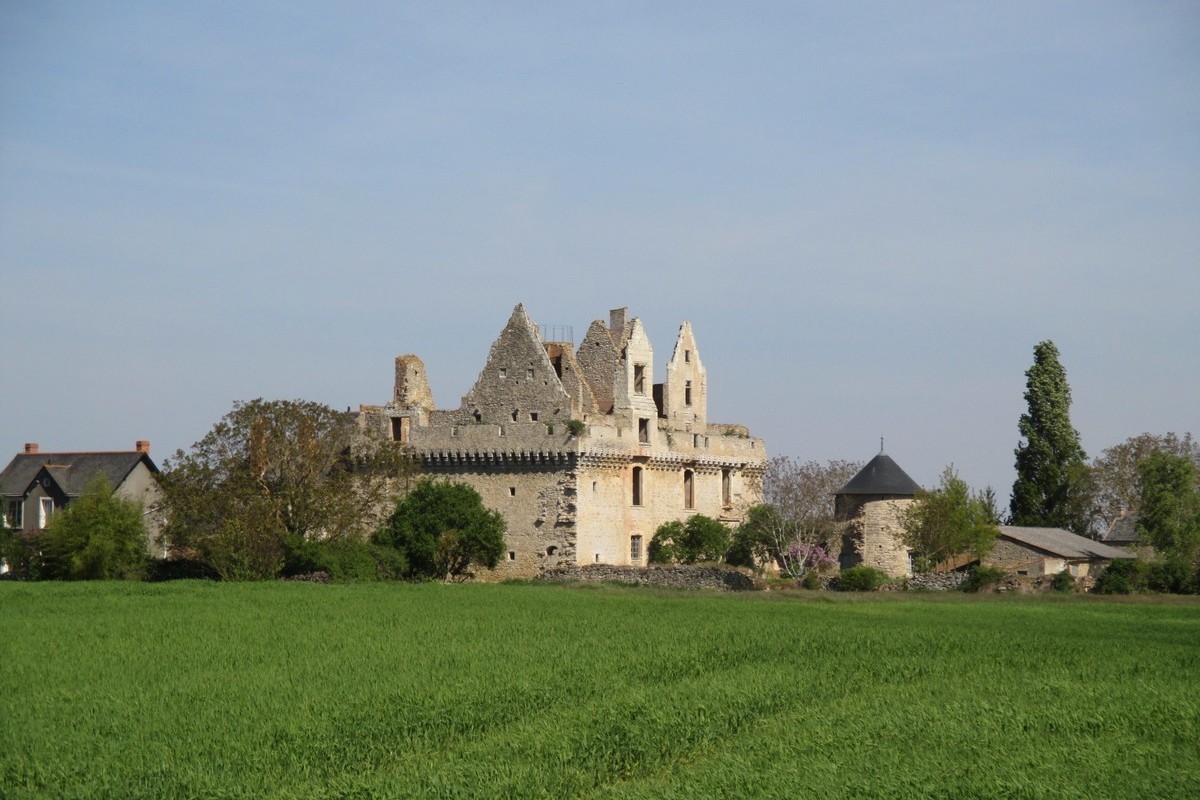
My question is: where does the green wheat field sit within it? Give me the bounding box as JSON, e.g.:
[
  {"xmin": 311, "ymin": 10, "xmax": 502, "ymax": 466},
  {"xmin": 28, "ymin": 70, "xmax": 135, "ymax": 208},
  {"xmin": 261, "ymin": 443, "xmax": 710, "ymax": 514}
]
[{"xmin": 2, "ymin": 582, "xmax": 1197, "ymax": 799}]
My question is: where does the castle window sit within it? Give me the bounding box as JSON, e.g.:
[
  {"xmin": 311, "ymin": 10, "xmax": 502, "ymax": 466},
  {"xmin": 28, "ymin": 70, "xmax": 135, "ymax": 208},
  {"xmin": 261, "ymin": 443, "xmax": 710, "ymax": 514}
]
[
  {"xmin": 634, "ymin": 364, "xmax": 646, "ymax": 395},
  {"xmin": 529, "ymin": 412, "xmax": 539, "ymax": 422},
  {"xmin": 685, "ymin": 380, "xmax": 692, "ymax": 406},
  {"xmin": 508, "ymin": 551, "xmax": 516, "ymax": 561},
  {"xmin": 512, "ymin": 409, "xmax": 519, "ymax": 422},
  {"xmin": 722, "ymin": 469, "xmax": 732, "ymax": 507},
  {"xmin": 451, "ymin": 426, "xmax": 459, "ymax": 436},
  {"xmin": 683, "ymin": 470, "xmax": 695, "ymax": 510},
  {"xmin": 595, "ymin": 553, "xmax": 601, "ymax": 562},
  {"xmin": 693, "ymin": 434, "xmax": 702, "ymax": 448},
  {"xmin": 630, "ymin": 535, "xmax": 643, "ymax": 562},
  {"xmin": 685, "ymin": 349, "xmax": 691, "ymax": 363},
  {"xmin": 546, "ymin": 546, "xmax": 558, "ymax": 557},
  {"xmin": 499, "ymin": 426, "xmax": 505, "ymax": 436},
  {"xmin": 638, "ymin": 418, "xmax": 650, "ymax": 444},
  {"xmin": 632, "ymin": 467, "xmax": 643, "ymax": 506},
  {"xmin": 592, "ymin": 481, "xmax": 598, "ymax": 492},
  {"xmin": 473, "ymin": 411, "xmax": 482, "ymax": 423},
  {"xmin": 391, "ymin": 417, "xmax": 410, "ymax": 444},
  {"xmin": 527, "ymin": 368, "xmax": 534, "ymax": 380},
  {"xmin": 509, "ymin": 487, "xmax": 516, "ymax": 497},
  {"xmin": 499, "ymin": 368, "xmax": 507, "ymax": 379}
]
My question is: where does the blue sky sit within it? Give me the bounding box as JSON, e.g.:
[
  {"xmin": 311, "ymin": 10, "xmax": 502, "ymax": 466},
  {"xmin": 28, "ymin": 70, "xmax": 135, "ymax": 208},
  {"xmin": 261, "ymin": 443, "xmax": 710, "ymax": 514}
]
[{"xmin": 2, "ymin": 1, "xmax": 1197, "ymax": 502}]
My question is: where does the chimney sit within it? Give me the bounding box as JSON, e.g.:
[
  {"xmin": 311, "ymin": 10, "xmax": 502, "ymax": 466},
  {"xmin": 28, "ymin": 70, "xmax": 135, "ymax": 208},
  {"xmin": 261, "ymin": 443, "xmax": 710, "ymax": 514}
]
[
  {"xmin": 24, "ymin": 443, "xmax": 38, "ymax": 454},
  {"xmin": 136, "ymin": 440, "xmax": 150, "ymax": 454},
  {"xmin": 609, "ymin": 308, "xmax": 629, "ymax": 342}
]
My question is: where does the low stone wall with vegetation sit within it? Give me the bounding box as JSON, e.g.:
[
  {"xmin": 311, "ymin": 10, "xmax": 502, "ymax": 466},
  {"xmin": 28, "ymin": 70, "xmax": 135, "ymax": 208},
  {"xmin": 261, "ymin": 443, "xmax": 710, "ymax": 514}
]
[
  {"xmin": 906, "ymin": 572, "xmax": 971, "ymax": 591},
  {"xmin": 537, "ymin": 564, "xmax": 755, "ymax": 591}
]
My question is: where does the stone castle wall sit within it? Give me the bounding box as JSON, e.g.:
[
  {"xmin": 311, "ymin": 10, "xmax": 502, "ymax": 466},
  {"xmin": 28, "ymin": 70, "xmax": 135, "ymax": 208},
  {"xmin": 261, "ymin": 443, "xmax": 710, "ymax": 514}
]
[{"xmin": 537, "ymin": 563, "xmax": 755, "ymax": 591}]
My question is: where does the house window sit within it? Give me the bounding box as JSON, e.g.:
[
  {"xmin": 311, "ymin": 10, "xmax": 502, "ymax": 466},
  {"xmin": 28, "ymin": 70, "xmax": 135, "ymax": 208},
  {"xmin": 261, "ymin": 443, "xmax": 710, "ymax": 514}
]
[
  {"xmin": 638, "ymin": 418, "xmax": 649, "ymax": 444},
  {"xmin": 39, "ymin": 497, "xmax": 53, "ymax": 528},
  {"xmin": 632, "ymin": 467, "xmax": 643, "ymax": 506},
  {"xmin": 721, "ymin": 468, "xmax": 731, "ymax": 507},
  {"xmin": 683, "ymin": 470, "xmax": 695, "ymax": 510},
  {"xmin": 5, "ymin": 500, "xmax": 22, "ymax": 529},
  {"xmin": 685, "ymin": 380, "xmax": 692, "ymax": 406},
  {"xmin": 634, "ymin": 364, "xmax": 646, "ymax": 395},
  {"xmin": 630, "ymin": 535, "xmax": 643, "ymax": 561}
]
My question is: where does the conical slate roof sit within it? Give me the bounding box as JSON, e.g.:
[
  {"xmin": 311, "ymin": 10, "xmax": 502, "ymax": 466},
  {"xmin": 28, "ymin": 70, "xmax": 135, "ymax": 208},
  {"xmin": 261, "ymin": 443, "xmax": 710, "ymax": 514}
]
[{"xmin": 837, "ymin": 450, "xmax": 921, "ymax": 497}]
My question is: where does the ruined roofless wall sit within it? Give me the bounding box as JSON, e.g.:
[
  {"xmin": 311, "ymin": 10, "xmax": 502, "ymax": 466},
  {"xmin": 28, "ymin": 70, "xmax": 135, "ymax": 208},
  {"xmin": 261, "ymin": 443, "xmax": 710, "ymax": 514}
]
[{"xmin": 575, "ymin": 319, "xmax": 618, "ymax": 414}]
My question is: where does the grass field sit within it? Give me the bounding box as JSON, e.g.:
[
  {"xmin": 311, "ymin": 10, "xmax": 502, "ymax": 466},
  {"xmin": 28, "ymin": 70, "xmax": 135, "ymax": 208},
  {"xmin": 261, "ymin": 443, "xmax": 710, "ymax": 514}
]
[{"xmin": 2, "ymin": 582, "xmax": 1198, "ymax": 799}]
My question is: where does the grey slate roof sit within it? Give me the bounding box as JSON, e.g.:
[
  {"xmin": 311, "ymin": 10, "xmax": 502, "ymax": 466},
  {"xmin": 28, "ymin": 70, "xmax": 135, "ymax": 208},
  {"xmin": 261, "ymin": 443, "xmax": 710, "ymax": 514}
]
[
  {"xmin": 1102, "ymin": 513, "xmax": 1140, "ymax": 545},
  {"xmin": 997, "ymin": 526, "xmax": 1135, "ymax": 560},
  {"xmin": 837, "ymin": 452, "xmax": 922, "ymax": 497},
  {"xmin": 0, "ymin": 451, "xmax": 158, "ymax": 499}
]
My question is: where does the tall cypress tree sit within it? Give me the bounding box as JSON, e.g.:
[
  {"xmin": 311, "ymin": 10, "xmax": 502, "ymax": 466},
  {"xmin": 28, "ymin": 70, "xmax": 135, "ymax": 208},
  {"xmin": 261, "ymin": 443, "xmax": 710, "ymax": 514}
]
[{"xmin": 1010, "ymin": 340, "xmax": 1090, "ymax": 532}]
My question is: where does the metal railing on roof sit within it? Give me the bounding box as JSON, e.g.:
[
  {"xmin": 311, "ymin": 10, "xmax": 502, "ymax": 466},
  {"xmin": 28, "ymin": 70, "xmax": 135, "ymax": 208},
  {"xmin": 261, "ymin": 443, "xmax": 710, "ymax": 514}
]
[{"xmin": 540, "ymin": 325, "xmax": 574, "ymax": 344}]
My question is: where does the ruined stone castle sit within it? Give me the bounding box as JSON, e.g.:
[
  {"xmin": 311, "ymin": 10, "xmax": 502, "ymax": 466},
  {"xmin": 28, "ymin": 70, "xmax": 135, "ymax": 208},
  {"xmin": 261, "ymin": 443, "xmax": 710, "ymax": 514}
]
[{"xmin": 357, "ymin": 304, "xmax": 766, "ymax": 577}]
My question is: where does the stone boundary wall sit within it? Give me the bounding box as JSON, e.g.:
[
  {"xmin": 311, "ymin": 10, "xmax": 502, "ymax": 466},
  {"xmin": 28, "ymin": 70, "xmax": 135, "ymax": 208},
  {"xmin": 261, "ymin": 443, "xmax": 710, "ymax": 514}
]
[
  {"xmin": 537, "ymin": 563, "xmax": 755, "ymax": 591},
  {"xmin": 906, "ymin": 571, "xmax": 970, "ymax": 591}
]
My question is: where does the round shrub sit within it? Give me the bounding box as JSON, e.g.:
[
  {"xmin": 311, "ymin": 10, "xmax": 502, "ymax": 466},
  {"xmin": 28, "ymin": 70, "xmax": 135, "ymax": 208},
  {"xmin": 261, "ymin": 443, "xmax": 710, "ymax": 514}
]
[
  {"xmin": 1093, "ymin": 559, "xmax": 1147, "ymax": 595},
  {"xmin": 837, "ymin": 565, "xmax": 888, "ymax": 591},
  {"xmin": 801, "ymin": 571, "xmax": 821, "ymax": 590},
  {"xmin": 1049, "ymin": 569, "xmax": 1074, "ymax": 593}
]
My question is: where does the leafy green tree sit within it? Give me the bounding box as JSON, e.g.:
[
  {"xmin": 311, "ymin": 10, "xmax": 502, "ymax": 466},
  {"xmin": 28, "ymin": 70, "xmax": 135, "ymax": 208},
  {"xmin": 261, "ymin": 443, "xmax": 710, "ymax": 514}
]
[
  {"xmin": 1010, "ymin": 340, "xmax": 1092, "ymax": 534},
  {"xmin": 1136, "ymin": 453, "xmax": 1200, "ymax": 568},
  {"xmin": 374, "ymin": 479, "xmax": 505, "ymax": 580},
  {"xmin": 902, "ymin": 466, "xmax": 999, "ymax": 572},
  {"xmin": 648, "ymin": 515, "xmax": 731, "ymax": 564},
  {"xmin": 1091, "ymin": 432, "xmax": 1199, "ymax": 527},
  {"xmin": 40, "ymin": 475, "xmax": 148, "ymax": 580},
  {"xmin": 158, "ymin": 398, "xmax": 413, "ymax": 580}
]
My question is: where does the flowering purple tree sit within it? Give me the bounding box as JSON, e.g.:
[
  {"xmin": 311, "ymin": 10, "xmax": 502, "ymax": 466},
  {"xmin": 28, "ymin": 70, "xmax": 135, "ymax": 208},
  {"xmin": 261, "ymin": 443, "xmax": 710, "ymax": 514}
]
[{"xmin": 741, "ymin": 457, "xmax": 861, "ymax": 579}]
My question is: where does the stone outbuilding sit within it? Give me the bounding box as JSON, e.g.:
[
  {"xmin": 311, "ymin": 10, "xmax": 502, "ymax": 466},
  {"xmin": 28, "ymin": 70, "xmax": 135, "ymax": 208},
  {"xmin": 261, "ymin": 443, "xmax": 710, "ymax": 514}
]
[
  {"xmin": 986, "ymin": 525, "xmax": 1135, "ymax": 578},
  {"xmin": 835, "ymin": 446, "xmax": 922, "ymax": 578}
]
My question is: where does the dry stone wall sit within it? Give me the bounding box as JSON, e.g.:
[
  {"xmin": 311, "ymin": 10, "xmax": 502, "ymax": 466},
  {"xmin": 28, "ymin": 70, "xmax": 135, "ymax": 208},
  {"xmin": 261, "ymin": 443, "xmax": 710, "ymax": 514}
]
[{"xmin": 537, "ymin": 563, "xmax": 755, "ymax": 591}]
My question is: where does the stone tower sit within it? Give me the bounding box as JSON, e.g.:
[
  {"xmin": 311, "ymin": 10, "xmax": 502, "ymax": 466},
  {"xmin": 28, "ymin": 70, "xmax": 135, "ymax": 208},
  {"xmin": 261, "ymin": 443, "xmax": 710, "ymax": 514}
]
[{"xmin": 835, "ymin": 445, "xmax": 922, "ymax": 577}]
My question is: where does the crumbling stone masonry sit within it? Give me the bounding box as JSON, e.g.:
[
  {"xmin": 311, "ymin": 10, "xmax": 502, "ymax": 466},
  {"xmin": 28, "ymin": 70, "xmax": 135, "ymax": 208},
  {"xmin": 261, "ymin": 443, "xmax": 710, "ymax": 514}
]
[{"xmin": 357, "ymin": 304, "xmax": 766, "ymax": 578}]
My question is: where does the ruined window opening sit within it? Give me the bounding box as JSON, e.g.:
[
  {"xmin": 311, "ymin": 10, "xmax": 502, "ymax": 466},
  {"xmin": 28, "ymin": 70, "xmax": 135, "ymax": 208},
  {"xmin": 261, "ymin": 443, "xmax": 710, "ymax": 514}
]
[
  {"xmin": 595, "ymin": 553, "xmax": 601, "ymax": 562},
  {"xmin": 638, "ymin": 418, "xmax": 649, "ymax": 444},
  {"xmin": 630, "ymin": 535, "xmax": 643, "ymax": 561},
  {"xmin": 511, "ymin": 409, "xmax": 519, "ymax": 422},
  {"xmin": 685, "ymin": 349, "xmax": 691, "ymax": 362},
  {"xmin": 632, "ymin": 466, "xmax": 643, "ymax": 506},
  {"xmin": 451, "ymin": 426, "xmax": 459, "ymax": 436},
  {"xmin": 685, "ymin": 380, "xmax": 692, "ymax": 406},
  {"xmin": 693, "ymin": 434, "xmax": 701, "ymax": 448},
  {"xmin": 391, "ymin": 417, "xmax": 410, "ymax": 444},
  {"xmin": 546, "ymin": 546, "xmax": 558, "ymax": 557},
  {"xmin": 499, "ymin": 426, "xmax": 505, "ymax": 436},
  {"xmin": 509, "ymin": 487, "xmax": 516, "ymax": 497},
  {"xmin": 529, "ymin": 412, "xmax": 539, "ymax": 422},
  {"xmin": 634, "ymin": 364, "xmax": 646, "ymax": 395},
  {"xmin": 527, "ymin": 368, "xmax": 534, "ymax": 380},
  {"xmin": 551, "ymin": 355, "xmax": 563, "ymax": 379},
  {"xmin": 507, "ymin": 551, "xmax": 516, "ymax": 561},
  {"xmin": 473, "ymin": 411, "xmax": 482, "ymax": 423},
  {"xmin": 721, "ymin": 469, "xmax": 732, "ymax": 507},
  {"xmin": 683, "ymin": 470, "xmax": 695, "ymax": 510},
  {"xmin": 499, "ymin": 368, "xmax": 507, "ymax": 379}
]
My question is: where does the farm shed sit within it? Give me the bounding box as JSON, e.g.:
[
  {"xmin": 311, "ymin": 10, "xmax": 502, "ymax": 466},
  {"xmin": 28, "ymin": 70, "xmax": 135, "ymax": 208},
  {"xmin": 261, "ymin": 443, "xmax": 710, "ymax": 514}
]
[{"xmin": 985, "ymin": 526, "xmax": 1135, "ymax": 578}]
